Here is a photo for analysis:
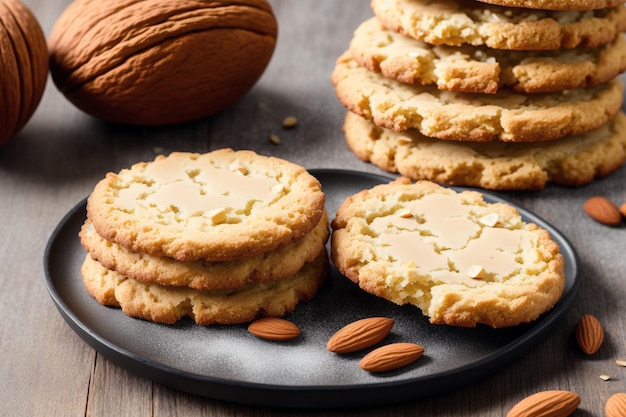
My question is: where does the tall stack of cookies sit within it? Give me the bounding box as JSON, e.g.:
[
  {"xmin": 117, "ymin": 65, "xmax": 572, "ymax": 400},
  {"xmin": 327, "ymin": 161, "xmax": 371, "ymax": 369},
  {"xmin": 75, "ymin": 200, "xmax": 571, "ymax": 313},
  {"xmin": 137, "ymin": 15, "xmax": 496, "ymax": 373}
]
[
  {"xmin": 332, "ymin": 0, "xmax": 626, "ymax": 190},
  {"xmin": 79, "ymin": 149, "xmax": 329, "ymax": 325}
]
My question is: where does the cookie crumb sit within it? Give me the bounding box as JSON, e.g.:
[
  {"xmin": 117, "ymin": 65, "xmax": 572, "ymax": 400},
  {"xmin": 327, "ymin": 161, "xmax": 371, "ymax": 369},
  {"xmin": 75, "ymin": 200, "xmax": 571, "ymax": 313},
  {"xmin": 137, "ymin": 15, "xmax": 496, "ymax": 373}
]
[
  {"xmin": 269, "ymin": 134, "xmax": 281, "ymax": 145},
  {"xmin": 282, "ymin": 116, "xmax": 298, "ymax": 128}
]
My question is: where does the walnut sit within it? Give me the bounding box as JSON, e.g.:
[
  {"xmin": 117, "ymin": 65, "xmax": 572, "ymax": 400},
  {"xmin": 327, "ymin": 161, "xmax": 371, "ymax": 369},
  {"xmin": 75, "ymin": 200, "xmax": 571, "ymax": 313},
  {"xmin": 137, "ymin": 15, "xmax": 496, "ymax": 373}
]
[
  {"xmin": 0, "ymin": 0, "xmax": 48, "ymax": 147},
  {"xmin": 48, "ymin": 0, "xmax": 278, "ymax": 126}
]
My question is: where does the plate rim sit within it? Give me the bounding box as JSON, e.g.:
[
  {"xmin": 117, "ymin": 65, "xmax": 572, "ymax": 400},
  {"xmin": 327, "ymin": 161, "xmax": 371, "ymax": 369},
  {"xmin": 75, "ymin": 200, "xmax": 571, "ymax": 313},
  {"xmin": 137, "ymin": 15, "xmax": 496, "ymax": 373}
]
[{"xmin": 43, "ymin": 168, "xmax": 580, "ymax": 408}]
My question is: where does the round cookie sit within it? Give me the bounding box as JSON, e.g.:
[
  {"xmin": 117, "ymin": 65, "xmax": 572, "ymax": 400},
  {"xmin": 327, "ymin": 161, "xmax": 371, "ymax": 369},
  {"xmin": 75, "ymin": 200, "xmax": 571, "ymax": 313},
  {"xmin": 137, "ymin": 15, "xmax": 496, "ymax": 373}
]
[
  {"xmin": 86, "ymin": 149, "xmax": 325, "ymax": 262},
  {"xmin": 331, "ymin": 53, "xmax": 624, "ymax": 141},
  {"xmin": 330, "ymin": 178, "xmax": 566, "ymax": 328},
  {"xmin": 79, "ymin": 212, "xmax": 329, "ymax": 290},
  {"xmin": 371, "ymin": 0, "xmax": 626, "ymax": 50},
  {"xmin": 349, "ymin": 17, "xmax": 626, "ymax": 94},
  {"xmin": 81, "ymin": 252, "xmax": 329, "ymax": 325},
  {"xmin": 343, "ymin": 111, "xmax": 626, "ymax": 190},
  {"xmin": 475, "ymin": 0, "xmax": 625, "ymax": 11}
]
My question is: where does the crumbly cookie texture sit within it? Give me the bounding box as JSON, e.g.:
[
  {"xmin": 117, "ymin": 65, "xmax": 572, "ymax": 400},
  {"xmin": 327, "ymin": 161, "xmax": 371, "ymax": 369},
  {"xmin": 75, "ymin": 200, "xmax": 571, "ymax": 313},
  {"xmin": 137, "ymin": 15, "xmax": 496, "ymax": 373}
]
[
  {"xmin": 79, "ymin": 212, "xmax": 329, "ymax": 290},
  {"xmin": 475, "ymin": 0, "xmax": 625, "ymax": 11},
  {"xmin": 371, "ymin": 0, "xmax": 626, "ymax": 50},
  {"xmin": 343, "ymin": 111, "xmax": 626, "ymax": 190},
  {"xmin": 332, "ymin": 53, "xmax": 624, "ymax": 141},
  {"xmin": 86, "ymin": 149, "xmax": 325, "ymax": 262},
  {"xmin": 330, "ymin": 179, "xmax": 565, "ymax": 328},
  {"xmin": 81, "ymin": 253, "xmax": 329, "ymax": 325},
  {"xmin": 349, "ymin": 18, "xmax": 626, "ymax": 94}
]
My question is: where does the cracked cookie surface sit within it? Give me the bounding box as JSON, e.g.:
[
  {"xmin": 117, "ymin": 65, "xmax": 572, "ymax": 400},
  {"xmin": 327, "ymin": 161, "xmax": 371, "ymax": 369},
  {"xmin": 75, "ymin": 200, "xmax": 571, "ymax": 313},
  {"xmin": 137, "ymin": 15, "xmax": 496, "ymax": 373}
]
[
  {"xmin": 330, "ymin": 178, "xmax": 565, "ymax": 327},
  {"xmin": 332, "ymin": 53, "xmax": 624, "ymax": 141},
  {"xmin": 86, "ymin": 149, "xmax": 325, "ymax": 262}
]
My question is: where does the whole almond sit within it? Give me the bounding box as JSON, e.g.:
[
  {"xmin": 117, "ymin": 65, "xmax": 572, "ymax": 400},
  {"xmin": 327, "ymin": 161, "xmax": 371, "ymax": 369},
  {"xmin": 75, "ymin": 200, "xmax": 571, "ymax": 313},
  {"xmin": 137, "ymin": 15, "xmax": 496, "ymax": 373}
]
[
  {"xmin": 327, "ymin": 317, "xmax": 394, "ymax": 353},
  {"xmin": 575, "ymin": 314, "xmax": 604, "ymax": 354},
  {"xmin": 359, "ymin": 343, "xmax": 424, "ymax": 372},
  {"xmin": 583, "ymin": 196, "xmax": 622, "ymax": 226},
  {"xmin": 506, "ymin": 390, "xmax": 580, "ymax": 417},
  {"xmin": 606, "ymin": 393, "xmax": 626, "ymax": 417},
  {"xmin": 248, "ymin": 318, "xmax": 301, "ymax": 341}
]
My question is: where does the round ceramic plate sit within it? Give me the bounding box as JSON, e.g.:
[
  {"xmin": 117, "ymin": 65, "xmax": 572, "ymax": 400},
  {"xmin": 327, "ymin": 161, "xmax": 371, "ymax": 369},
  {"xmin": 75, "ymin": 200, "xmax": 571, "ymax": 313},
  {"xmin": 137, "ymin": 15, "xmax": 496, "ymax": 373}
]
[{"xmin": 43, "ymin": 169, "xmax": 579, "ymax": 408}]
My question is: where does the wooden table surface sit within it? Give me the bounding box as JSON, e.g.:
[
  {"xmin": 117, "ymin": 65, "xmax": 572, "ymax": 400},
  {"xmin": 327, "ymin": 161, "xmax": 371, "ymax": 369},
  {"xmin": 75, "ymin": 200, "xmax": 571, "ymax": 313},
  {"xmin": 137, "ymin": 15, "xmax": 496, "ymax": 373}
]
[{"xmin": 1, "ymin": 1, "xmax": 625, "ymax": 416}]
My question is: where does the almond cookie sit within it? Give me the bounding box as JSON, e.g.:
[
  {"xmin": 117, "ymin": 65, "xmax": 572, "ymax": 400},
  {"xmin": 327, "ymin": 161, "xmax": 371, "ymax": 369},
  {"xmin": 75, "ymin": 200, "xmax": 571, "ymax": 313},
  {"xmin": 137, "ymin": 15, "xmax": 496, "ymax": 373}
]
[
  {"xmin": 330, "ymin": 179, "xmax": 566, "ymax": 328},
  {"xmin": 331, "ymin": 53, "xmax": 624, "ymax": 141},
  {"xmin": 371, "ymin": 0, "xmax": 626, "ymax": 50},
  {"xmin": 79, "ymin": 212, "xmax": 329, "ymax": 290},
  {"xmin": 343, "ymin": 111, "xmax": 626, "ymax": 190},
  {"xmin": 86, "ymin": 149, "xmax": 325, "ymax": 262},
  {"xmin": 81, "ymin": 252, "xmax": 329, "ymax": 325},
  {"xmin": 475, "ymin": 0, "xmax": 624, "ymax": 11},
  {"xmin": 349, "ymin": 17, "xmax": 626, "ymax": 94}
]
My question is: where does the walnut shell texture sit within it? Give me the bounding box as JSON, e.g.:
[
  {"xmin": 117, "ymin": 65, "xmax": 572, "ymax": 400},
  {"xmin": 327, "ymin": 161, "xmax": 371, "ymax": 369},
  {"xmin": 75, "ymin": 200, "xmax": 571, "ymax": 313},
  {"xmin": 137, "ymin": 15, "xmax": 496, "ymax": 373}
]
[
  {"xmin": 0, "ymin": 0, "xmax": 48, "ymax": 146},
  {"xmin": 48, "ymin": 0, "xmax": 278, "ymax": 125}
]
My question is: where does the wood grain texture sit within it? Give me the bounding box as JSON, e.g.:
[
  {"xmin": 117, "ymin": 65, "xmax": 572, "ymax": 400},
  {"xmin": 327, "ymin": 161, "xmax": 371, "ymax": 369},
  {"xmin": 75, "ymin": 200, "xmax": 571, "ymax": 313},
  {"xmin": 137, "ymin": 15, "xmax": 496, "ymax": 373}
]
[{"xmin": 0, "ymin": 0, "xmax": 624, "ymax": 416}]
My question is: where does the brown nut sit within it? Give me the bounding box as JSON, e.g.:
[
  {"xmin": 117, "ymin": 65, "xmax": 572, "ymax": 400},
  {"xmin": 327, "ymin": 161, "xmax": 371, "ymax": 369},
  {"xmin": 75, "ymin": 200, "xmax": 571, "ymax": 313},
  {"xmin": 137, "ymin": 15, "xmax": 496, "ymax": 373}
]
[
  {"xmin": 583, "ymin": 196, "xmax": 622, "ymax": 226},
  {"xmin": 48, "ymin": 0, "xmax": 277, "ymax": 125},
  {"xmin": 248, "ymin": 318, "xmax": 301, "ymax": 341},
  {"xmin": 575, "ymin": 314, "xmax": 604, "ymax": 355},
  {"xmin": 506, "ymin": 390, "xmax": 580, "ymax": 417},
  {"xmin": 0, "ymin": 0, "xmax": 48, "ymax": 146}
]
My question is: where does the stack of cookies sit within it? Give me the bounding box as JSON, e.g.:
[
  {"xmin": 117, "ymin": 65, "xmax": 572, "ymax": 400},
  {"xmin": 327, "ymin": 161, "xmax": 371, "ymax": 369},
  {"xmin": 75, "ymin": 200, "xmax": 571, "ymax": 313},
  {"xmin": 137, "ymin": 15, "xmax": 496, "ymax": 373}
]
[
  {"xmin": 332, "ymin": 0, "xmax": 626, "ymax": 190},
  {"xmin": 79, "ymin": 149, "xmax": 329, "ymax": 325}
]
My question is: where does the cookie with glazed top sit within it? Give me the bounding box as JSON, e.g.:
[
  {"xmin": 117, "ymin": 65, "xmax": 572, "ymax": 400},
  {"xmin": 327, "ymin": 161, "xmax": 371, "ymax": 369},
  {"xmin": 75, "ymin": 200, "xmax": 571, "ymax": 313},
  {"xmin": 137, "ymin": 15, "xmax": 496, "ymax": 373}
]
[
  {"xmin": 81, "ymin": 253, "xmax": 329, "ymax": 325},
  {"xmin": 79, "ymin": 212, "xmax": 329, "ymax": 290},
  {"xmin": 371, "ymin": 0, "xmax": 626, "ymax": 51},
  {"xmin": 330, "ymin": 178, "xmax": 566, "ymax": 328},
  {"xmin": 349, "ymin": 18, "xmax": 626, "ymax": 94},
  {"xmin": 86, "ymin": 149, "xmax": 325, "ymax": 262},
  {"xmin": 331, "ymin": 52, "xmax": 624, "ymax": 141},
  {"xmin": 342, "ymin": 111, "xmax": 626, "ymax": 190}
]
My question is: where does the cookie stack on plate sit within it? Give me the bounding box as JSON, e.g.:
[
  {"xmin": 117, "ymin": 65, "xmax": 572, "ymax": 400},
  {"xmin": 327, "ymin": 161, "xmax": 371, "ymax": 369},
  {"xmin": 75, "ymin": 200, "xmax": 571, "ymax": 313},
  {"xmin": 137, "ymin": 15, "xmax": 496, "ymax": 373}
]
[
  {"xmin": 79, "ymin": 149, "xmax": 329, "ymax": 325},
  {"xmin": 332, "ymin": 0, "xmax": 626, "ymax": 190}
]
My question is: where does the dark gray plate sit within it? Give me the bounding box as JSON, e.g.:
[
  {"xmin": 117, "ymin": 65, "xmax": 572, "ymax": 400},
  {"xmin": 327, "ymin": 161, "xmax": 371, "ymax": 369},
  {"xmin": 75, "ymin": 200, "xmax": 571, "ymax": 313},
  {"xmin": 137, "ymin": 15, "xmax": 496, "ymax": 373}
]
[{"xmin": 43, "ymin": 169, "xmax": 579, "ymax": 409}]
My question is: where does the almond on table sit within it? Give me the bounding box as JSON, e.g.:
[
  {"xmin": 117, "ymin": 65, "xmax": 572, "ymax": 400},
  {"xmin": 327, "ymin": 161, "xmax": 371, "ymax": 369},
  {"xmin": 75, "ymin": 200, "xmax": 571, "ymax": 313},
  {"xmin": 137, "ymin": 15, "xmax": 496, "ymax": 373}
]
[
  {"xmin": 583, "ymin": 196, "xmax": 622, "ymax": 226},
  {"xmin": 506, "ymin": 390, "xmax": 580, "ymax": 417},
  {"xmin": 605, "ymin": 393, "xmax": 626, "ymax": 417},
  {"xmin": 575, "ymin": 314, "xmax": 604, "ymax": 355}
]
